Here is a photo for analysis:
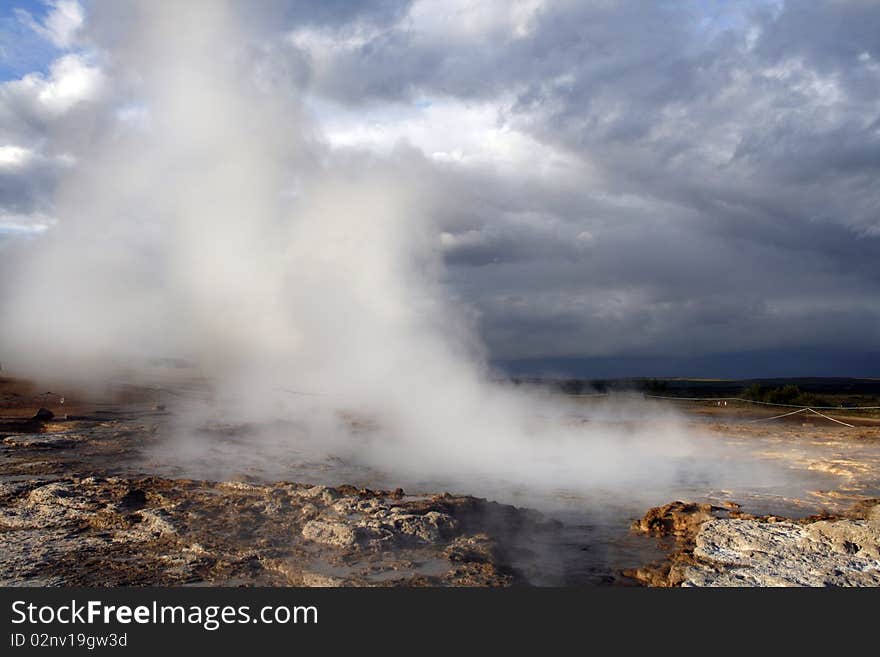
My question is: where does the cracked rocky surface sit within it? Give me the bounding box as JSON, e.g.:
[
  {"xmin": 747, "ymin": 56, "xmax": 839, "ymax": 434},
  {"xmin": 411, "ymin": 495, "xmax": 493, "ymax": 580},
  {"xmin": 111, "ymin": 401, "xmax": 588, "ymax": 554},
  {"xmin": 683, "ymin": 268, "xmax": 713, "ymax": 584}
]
[
  {"xmin": 626, "ymin": 498, "xmax": 880, "ymax": 586},
  {"xmin": 0, "ymin": 386, "xmax": 558, "ymax": 587},
  {"xmin": 5, "ymin": 377, "xmax": 880, "ymax": 587},
  {"xmin": 0, "ymin": 473, "xmax": 557, "ymax": 586}
]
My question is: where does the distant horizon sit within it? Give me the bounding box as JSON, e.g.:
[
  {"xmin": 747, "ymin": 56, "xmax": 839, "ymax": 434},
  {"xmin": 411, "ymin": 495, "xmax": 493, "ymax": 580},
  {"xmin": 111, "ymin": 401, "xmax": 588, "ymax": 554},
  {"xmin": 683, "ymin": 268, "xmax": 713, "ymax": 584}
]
[{"xmin": 495, "ymin": 347, "xmax": 880, "ymax": 381}]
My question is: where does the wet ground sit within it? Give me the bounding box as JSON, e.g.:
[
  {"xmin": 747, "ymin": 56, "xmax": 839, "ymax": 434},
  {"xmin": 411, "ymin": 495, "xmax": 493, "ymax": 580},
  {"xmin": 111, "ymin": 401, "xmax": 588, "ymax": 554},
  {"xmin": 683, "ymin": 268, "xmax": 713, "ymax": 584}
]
[{"xmin": 2, "ymin": 376, "xmax": 880, "ymax": 586}]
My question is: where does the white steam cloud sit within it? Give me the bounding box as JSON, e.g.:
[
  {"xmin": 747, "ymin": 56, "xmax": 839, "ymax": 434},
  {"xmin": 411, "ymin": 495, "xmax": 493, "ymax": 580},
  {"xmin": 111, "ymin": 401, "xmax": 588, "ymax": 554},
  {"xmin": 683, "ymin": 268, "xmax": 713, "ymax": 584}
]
[{"xmin": 0, "ymin": 1, "xmax": 778, "ymax": 509}]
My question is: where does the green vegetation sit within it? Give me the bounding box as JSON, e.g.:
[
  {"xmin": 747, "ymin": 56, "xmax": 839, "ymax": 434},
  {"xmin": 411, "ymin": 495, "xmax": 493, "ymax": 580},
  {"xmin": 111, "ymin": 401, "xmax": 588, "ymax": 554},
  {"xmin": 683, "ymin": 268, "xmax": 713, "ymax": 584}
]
[
  {"xmin": 741, "ymin": 384, "xmax": 828, "ymax": 407},
  {"xmin": 641, "ymin": 378, "xmax": 669, "ymax": 394}
]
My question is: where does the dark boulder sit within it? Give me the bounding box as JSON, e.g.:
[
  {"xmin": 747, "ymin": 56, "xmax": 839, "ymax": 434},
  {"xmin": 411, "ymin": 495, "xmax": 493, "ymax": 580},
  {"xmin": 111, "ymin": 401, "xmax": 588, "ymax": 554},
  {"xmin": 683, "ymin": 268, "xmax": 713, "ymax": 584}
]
[{"xmin": 32, "ymin": 408, "xmax": 55, "ymax": 421}]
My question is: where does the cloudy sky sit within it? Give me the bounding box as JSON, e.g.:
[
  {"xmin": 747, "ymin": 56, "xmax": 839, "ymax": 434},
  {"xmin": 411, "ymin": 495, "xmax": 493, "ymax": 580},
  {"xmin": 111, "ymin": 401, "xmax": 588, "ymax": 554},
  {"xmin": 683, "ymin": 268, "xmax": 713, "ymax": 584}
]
[{"xmin": 1, "ymin": 0, "xmax": 879, "ymax": 378}]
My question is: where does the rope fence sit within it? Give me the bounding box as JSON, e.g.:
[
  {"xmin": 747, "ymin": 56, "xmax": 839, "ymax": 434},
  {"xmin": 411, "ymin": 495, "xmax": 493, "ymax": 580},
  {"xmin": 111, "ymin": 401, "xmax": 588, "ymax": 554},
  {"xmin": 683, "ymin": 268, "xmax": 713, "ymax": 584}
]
[
  {"xmin": 744, "ymin": 406, "xmax": 856, "ymax": 427},
  {"xmin": 642, "ymin": 394, "xmax": 880, "ymax": 410},
  {"xmin": 635, "ymin": 393, "xmax": 880, "ymax": 428}
]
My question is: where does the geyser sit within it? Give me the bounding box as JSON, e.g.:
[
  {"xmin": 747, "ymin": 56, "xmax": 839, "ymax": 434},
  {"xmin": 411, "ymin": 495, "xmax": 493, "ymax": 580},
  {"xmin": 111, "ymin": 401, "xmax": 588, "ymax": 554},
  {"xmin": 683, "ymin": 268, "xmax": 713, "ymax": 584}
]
[{"xmin": 0, "ymin": 0, "xmax": 764, "ymax": 507}]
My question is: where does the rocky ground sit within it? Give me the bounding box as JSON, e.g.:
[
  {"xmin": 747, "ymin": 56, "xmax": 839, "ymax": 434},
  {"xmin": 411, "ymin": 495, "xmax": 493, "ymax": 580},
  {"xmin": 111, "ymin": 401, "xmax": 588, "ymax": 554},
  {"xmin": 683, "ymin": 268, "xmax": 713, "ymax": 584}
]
[
  {"xmin": 626, "ymin": 498, "xmax": 880, "ymax": 586},
  {"xmin": 616, "ymin": 405, "xmax": 880, "ymax": 586},
  {"xmin": 701, "ymin": 418, "xmax": 880, "ymax": 510},
  {"xmin": 4, "ymin": 376, "xmax": 880, "ymax": 587},
  {"xmin": 0, "ymin": 473, "xmax": 559, "ymax": 586},
  {"xmin": 0, "ymin": 380, "xmax": 559, "ymax": 586}
]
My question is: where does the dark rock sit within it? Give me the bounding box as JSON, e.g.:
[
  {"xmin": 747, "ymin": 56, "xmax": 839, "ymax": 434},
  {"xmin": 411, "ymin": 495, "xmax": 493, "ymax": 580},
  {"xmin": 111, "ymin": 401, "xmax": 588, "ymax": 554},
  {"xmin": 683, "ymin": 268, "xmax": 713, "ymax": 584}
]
[
  {"xmin": 2, "ymin": 434, "xmax": 78, "ymax": 449},
  {"xmin": 119, "ymin": 488, "xmax": 148, "ymax": 511},
  {"xmin": 32, "ymin": 408, "xmax": 54, "ymax": 421}
]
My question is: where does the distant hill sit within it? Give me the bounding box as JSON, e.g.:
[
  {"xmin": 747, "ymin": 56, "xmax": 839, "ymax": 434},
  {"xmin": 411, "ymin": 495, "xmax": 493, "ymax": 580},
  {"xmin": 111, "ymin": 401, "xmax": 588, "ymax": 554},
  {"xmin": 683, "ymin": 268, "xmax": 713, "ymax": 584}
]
[{"xmin": 494, "ymin": 347, "xmax": 880, "ymax": 380}]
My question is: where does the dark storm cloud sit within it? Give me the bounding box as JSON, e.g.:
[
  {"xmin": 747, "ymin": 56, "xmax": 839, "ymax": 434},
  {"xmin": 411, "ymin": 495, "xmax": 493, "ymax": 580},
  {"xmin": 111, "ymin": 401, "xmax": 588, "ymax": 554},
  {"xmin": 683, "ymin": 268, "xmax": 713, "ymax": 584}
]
[
  {"xmin": 2, "ymin": 0, "xmax": 879, "ymax": 374},
  {"xmin": 337, "ymin": 0, "xmax": 880, "ymax": 369}
]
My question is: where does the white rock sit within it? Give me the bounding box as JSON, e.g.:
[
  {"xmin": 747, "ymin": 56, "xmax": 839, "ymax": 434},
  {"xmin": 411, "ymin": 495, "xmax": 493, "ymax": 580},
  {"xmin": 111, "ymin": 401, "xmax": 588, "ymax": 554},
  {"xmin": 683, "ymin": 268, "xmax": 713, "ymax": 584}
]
[{"xmin": 683, "ymin": 517, "xmax": 880, "ymax": 586}]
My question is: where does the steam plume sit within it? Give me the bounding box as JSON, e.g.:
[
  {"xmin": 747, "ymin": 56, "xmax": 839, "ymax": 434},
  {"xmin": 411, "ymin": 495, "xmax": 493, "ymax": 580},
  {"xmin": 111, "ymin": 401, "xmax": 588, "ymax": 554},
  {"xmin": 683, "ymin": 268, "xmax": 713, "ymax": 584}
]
[{"xmin": 0, "ymin": 1, "xmax": 763, "ymax": 506}]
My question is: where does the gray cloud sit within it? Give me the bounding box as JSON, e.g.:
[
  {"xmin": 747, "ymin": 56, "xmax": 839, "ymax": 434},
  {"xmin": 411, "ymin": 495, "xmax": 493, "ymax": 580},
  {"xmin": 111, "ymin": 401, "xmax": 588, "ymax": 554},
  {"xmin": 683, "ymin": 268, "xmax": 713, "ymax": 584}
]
[{"xmin": 2, "ymin": 0, "xmax": 879, "ymax": 375}]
